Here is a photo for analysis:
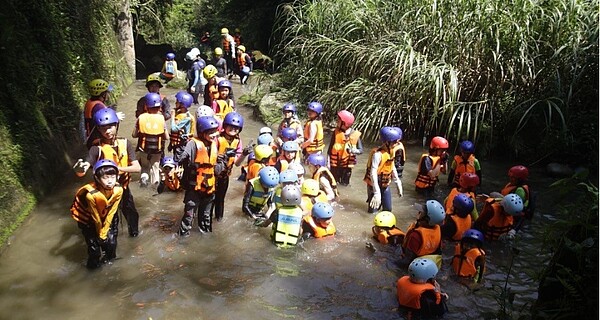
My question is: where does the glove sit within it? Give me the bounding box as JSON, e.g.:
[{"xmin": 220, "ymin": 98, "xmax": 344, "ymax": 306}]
[
  {"xmin": 369, "ymin": 193, "xmax": 381, "ymax": 209},
  {"xmin": 214, "ymin": 162, "xmax": 225, "ymax": 176},
  {"xmin": 507, "ymin": 229, "xmax": 517, "ymax": 239},
  {"xmin": 190, "ymin": 86, "xmax": 196, "ymax": 93},
  {"xmin": 441, "ymin": 151, "xmax": 449, "ymax": 162},
  {"xmin": 73, "ymin": 159, "xmax": 90, "ymax": 175},
  {"xmin": 395, "ymin": 180, "xmax": 403, "ymax": 197},
  {"xmin": 253, "ymin": 218, "xmax": 266, "ymax": 227},
  {"xmin": 350, "ymin": 148, "xmax": 361, "ymax": 154},
  {"xmin": 225, "ymin": 149, "xmax": 237, "ymax": 158},
  {"xmin": 116, "ymin": 112, "xmax": 125, "ymax": 121}
]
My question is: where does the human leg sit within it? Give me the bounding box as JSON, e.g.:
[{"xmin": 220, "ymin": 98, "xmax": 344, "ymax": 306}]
[{"xmin": 121, "ymin": 187, "xmax": 140, "ymax": 237}]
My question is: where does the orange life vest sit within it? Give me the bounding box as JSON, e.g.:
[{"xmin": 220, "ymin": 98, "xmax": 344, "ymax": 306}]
[
  {"xmin": 415, "ymin": 154, "xmax": 442, "ymax": 189},
  {"xmin": 447, "ymin": 213, "xmax": 473, "ymax": 241},
  {"xmin": 480, "ymin": 198, "xmax": 513, "ymax": 241},
  {"xmin": 217, "ymin": 135, "xmax": 240, "ymax": 177},
  {"xmin": 451, "ymin": 154, "xmax": 476, "ymax": 186},
  {"xmin": 396, "ymin": 276, "xmax": 441, "ymax": 310},
  {"xmin": 70, "ymin": 183, "xmax": 123, "ymax": 239},
  {"xmin": 163, "ymin": 167, "xmax": 182, "ymax": 191},
  {"xmin": 302, "ymin": 215, "xmax": 336, "ymax": 238},
  {"xmin": 403, "ymin": 224, "xmax": 442, "ymax": 257},
  {"xmin": 363, "ymin": 147, "xmax": 394, "ymax": 188},
  {"xmin": 84, "ymin": 99, "xmax": 106, "ymax": 137},
  {"xmin": 372, "ymin": 226, "xmax": 405, "ymax": 245},
  {"xmin": 329, "ymin": 128, "xmax": 361, "ymax": 168},
  {"xmin": 451, "ymin": 244, "xmax": 485, "ymax": 278},
  {"xmin": 303, "ymin": 119, "xmax": 324, "ymax": 154},
  {"xmin": 137, "ymin": 113, "xmax": 165, "ymax": 154},
  {"xmin": 170, "ymin": 112, "xmax": 194, "ymax": 147},
  {"xmin": 191, "ymin": 138, "xmax": 218, "ymax": 194}
]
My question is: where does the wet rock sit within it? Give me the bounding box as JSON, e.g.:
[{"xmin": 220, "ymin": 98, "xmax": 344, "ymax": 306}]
[{"xmin": 546, "ymin": 162, "xmax": 573, "ymax": 178}]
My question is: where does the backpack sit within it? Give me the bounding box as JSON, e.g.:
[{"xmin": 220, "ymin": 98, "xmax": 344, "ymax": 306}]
[{"xmin": 165, "ymin": 61, "xmax": 175, "ymax": 74}]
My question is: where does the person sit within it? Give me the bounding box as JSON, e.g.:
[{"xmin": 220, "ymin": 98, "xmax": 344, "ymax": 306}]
[
  {"xmin": 272, "ymin": 169, "xmax": 300, "ymax": 210},
  {"xmin": 391, "ymin": 127, "xmax": 407, "ymax": 181},
  {"xmin": 441, "ymin": 193, "xmax": 475, "ymax": 241},
  {"xmin": 257, "ymin": 127, "xmax": 279, "ymax": 166},
  {"xmin": 288, "ymin": 162, "xmax": 306, "ymax": 186},
  {"xmin": 451, "ymin": 228, "xmax": 486, "ymax": 283},
  {"xmin": 169, "ymin": 91, "xmax": 195, "ymax": 159},
  {"xmin": 447, "ymin": 140, "xmax": 482, "ymax": 188},
  {"xmin": 363, "ymin": 126, "xmax": 404, "ymax": 214},
  {"xmin": 254, "ymin": 185, "xmax": 304, "ymax": 248},
  {"xmin": 307, "ymin": 153, "xmax": 339, "ymax": 202},
  {"xmin": 212, "ymin": 47, "xmax": 228, "ymax": 78},
  {"xmin": 371, "ymin": 211, "xmax": 405, "ymax": 246},
  {"xmin": 327, "ymin": 110, "xmax": 363, "ymax": 186},
  {"xmin": 398, "ymin": 200, "xmax": 446, "ymax": 269},
  {"xmin": 301, "ymin": 201, "xmax": 336, "ymax": 239},
  {"xmin": 135, "ymin": 73, "xmax": 171, "ymax": 121},
  {"xmin": 199, "ymin": 31, "xmax": 211, "ymax": 55},
  {"xmin": 132, "ymin": 92, "xmax": 169, "ymax": 188},
  {"xmin": 82, "ymin": 79, "xmax": 117, "ymax": 143},
  {"xmin": 501, "ymin": 165, "xmax": 534, "ymax": 227},
  {"xmin": 70, "ymin": 159, "xmax": 123, "ymax": 269},
  {"xmin": 202, "ymin": 65, "xmax": 220, "ymax": 107},
  {"xmin": 300, "ymin": 178, "xmax": 329, "ymax": 216},
  {"xmin": 474, "ymin": 193, "xmax": 523, "ymax": 241},
  {"xmin": 415, "ymin": 136, "xmax": 449, "ymax": 198},
  {"xmin": 220, "ymin": 28, "xmax": 236, "ymax": 78},
  {"xmin": 73, "ymin": 108, "xmax": 142, "ymax": 237},
  {"xmin": 444, "ymin": 172, "xmax": 480, "ymax": 220},
  {"xmin": 176, "ymin": 115, "xmax": 220, "ymax": 236},
  {"xmin": 236, "ymin": 45, "xmax": 253, "ymax": 84},
  {"xmin": 301, "ymin": 101, "xmax": 325, "ymax": 162},
  {"xmin": 274, "ymin": 141, "xmax": 301, "ymax": 173},
  {"xmin": 276, "ymin": 103, "xmax": 304, "ymax": 148},
  {"xmin": 160, "ymin": 52, "xmax": 178, "ymax": 83},
  {"xmin": 242, "ymin": 166, "xmax": 280, "ymax": 219},
  {"xmin": 212, "ymin": 79, "xmax": 235, "ymax": 123},
  {"xmin": 246, "ymin": 144, "xmax": 274, "ymax": 183},
  {"xmin": 396, "ymin": 258, "xmax": 448, "ymax": 319},
  {"xmin": 186, "ymin": 47, "xmax": 206, "ymax": 104},
  {"xmin": 233, "ymin": 28, "xmax": 243, "ymax": 47},
  {"xmin": 157, "ymin": 156, "xmax": 182, "ymax": 194}
]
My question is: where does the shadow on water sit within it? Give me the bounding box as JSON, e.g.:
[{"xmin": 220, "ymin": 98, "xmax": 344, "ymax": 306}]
[{"xmin": 0, "ymin": 79, "xmax": 559, "ymax": 319}]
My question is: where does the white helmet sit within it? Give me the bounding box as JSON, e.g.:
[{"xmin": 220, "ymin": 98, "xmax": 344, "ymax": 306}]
[
  {"xmin": 197, "ymin": 105, "xmax": 215, "ymax": 117},
  {"xmin": 259, "ymin": 127, "xmax": 273, "ymax": 135}
]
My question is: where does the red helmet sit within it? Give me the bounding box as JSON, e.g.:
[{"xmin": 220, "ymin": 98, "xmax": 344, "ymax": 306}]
[
  {"xmin": 459, "ymin": 172, "xmax": 480, "ymax": 188},
  {"xmin": 508, "ymin": 165, "xmax": 529, "ymax": 180},
  {"xmin": 430, "ymin": 136, "xmax": 449, "ymax": 149},
  {"xmin": 337, "ymin": 110, "xmax": 355, "ymax": 126}
]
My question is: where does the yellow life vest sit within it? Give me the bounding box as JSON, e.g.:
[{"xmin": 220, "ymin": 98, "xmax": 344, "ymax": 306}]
[
  {"xmin": 137, "ymin": 113, "xmax": 165, "ymax": 154},
  {"xmin": 303, "ymin": 119, "xmax": 324, "ymax": 153},
  {"xmin": 99, "ymin": 138, "xmax": 131, "ymax": 188},
  {"xmin": 271, "ymin": 206, "xmax": 303, "ymax": 246}
]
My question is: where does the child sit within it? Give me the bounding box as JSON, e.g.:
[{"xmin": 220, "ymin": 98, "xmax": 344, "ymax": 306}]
[
  {"xmin": 474, "ymin": 193, "xmax": 523, "ymax": 241},
  {"xmin": 277, "ymin": 127, "xmax": 301, "ymax": 152},
  {"xmin": 257, "ymin": 128, "xmax": 279, "ymax": 166},
  {"xmin": 276, "ymin": 103, "xmax": 304, "ymax": 148},
  {"xmin": 415, "ymin": 136, "xmax": 449, "ymax": 198},
  {"xmin": 70, "ymin": 159, "xmax": 123, "ymax": 269},
  {"xmin": 186, "ymin": 48, "xmax": 206, "ymax": 104},
  {"xmin": 157, "ymin": 157, "xmax": 182, "ymax": 194},
  {"xmin": 202, "ymin": 65, "xmax": 220, "ymax": 107},
  {"xmin": 300, "ymin": 101, "xmax": 325, "ymax": 162},
  {"xmin": 307, "ymin": 153, "xmax": 339, "ymax": 202},
  {"xmin": 82, "ymin": 79, "xmax": 115, "ymax": 142},
  {"xmin": 327, "ymin": 110, "xmax": 363, "ymax": 186},
  {"xmin": 212, "ymin": 79, "xmax": 235, "ymax": 123},
  {"xmin": 136, "ymin": 73, "xmax": 171, "ymax": 121},
  {"xmin": 220, "ymin": 28, "xmax": 236, "ymax": 78},
  {"xmin": 444, "ymin": 172, "xmax": 480, "ymax": 220},
  {"xmin": 254, "ymin": 185, "xmax": 304, "ymax": 247},
  {"xmin": 447, "ymin": 140, "xmax": 482, "ymax": 188},
  {"xmin": 451, "ymin": 228, "xmax": 486, "ymax": 283},
  {"xmin": 300, "ymin": 178, "xmax": 330, "ymax": 216},
  {"xmin": 441, "ymin": 193, "xmax": 475, "ymax": 241},
  {"xmin": 236, "ymin": 45, "xmax": 253, "ymax": 84},
  {"xmin": 372, "ymin": 211, "xmax": 405, "ymax": 246},
  {"xmin": 274, "ymin": 141, "xmax": 300, "ymax": 173},
  {"xmin": 160, "ymin": 52, "xmax": 178, "ymax": 83},
  {"xmin": 301, "ymin": 201, "xmax": 336, "ymax": 239},
  {"xmin": 391, "ymin": 127, "xmax": 407, "ymax": 180},
  {"xmin": 132, "ymin": 92, "xmax": 169, "ymax": 188},
  {"xmin": 272, "ymin": 169, "xmax": 300, "ymax": 210},
  {"xmin": 242, "ymin": 166, "xmax": 280, "ymax": 219},
  {"xmin": 396, "ymin": 258, "xmax": 448, "ymax": 319},
  {"xmin": 501, "ymin": 165, "xmax": 534, "ymax": 224},
  {"xmin": 288, "ymin": 162, "xmax": 306, "ymax": 186},
  {"xmin": 246, "ymin": 144, "xmax": 273, "ymax": 183},
  {"xmin": 169, "ymin": 91, "xmax": 195, "ymax": 159},
  {"xmin": 398, "ymin": 200, "xmax": 446, "ymax": 269},
  {"xmin": 363, "ymin": 126, "xmax": 403, "ymax": 214},
  {"xmin": 176, "ymin": 115, "xmax": 220, "ymax": 236},
  {"xmin": 212, "ymin": 47, "xmax": 228, "ymax": 78}
]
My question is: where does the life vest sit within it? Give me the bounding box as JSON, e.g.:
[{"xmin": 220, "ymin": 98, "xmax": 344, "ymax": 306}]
[
  {"xmin": 330, "ymin": 128, "xmax": 361, "ymax": 168},
  {"xmin": 301, "ymin": 192, "xmax": 329, "ymax": 215},
  {"xmin": 84, "ymin": 99, "xmax": 106, "ymax": 138},
  {"xmin": 98, "ymin": 138, "xmax": 131, "ymax": 188},
  {"xmin": 447, "ymin": 213, "xmax": 473, "ymax": 241},
  {"xmin": 222, "ymin": 35, "xmax": 233, "ymax": 53},
  {"xmin": 217, "ymin": 135, "xmax": 240, "ymax": 177},
  {"xmin": 451, "ymin": 154, "xmax": 476, "ymax": 186},
  {"xmin": 271, "ymin": 206, "xmax": 303, "ymax": 247},
  {"xmin": 164, "ymin": 60, "xmax": 176, "ymax": 75},
  {"xmin": 248, "ymin": 177, "xmax": 274, "ymax": 210},
  {"xmin": 501, "ymin": 183, "xmax": 530, "ymax": 209},
  {"xmin": 363, "ymin": 147, "xmax": 394, "ymax": 188},
  {"xmin": 481, "ymin": 198, "xmax": 513, "ymax": 241},
  {"xmin": 170, "ymin": 112, "xmax": 194, "ymax": 147},
  {"xmin": 163, "ymin": 167, "xmax": 182, "ymax": 191},
  {"xmin": 415, "ymin": 154, "xmax": 442, "ymax": 189},
  {"xmin": 392, "ymin": 142, "xmax": 406, "ymax": 162},
  {"xmin": 233, "ymin": 34, "xmax": 241, "ymax": 46},
  {"xmin": 302, "ymin": 215, "xmax": 336, "ymax": 238},
  {"xmin": 451, "ymin": 244, "xmax": 486, "ymax": 278},
  {"xmin": 372, "ymin": 226, "xmax": 405, "ymax": 245},
  {"xmin": 396, "ymin": 276, "xmax": 441, "ymax": 310},
  {"xmin": 303, "ymin": 119, "xmax": 324, "ymax": 154},
  {"xmin": 236, "ymin": 53, "xmax": 248, "ymax": 70},
  {"xmin": 137, "ymin": 113, "xmax": 165, "ymax": 154},
  {"xmin": 214, "ymin": 99, "xmax": 235, "ymax": 120},
  {"xmin": 313, "ymin": 167, "xmax": 339, "ymax": 198},
  {"xmin": 70, "ymin": 183, "xmax": 123, "ymax": 239},
  {"xmin": 444, "ymin": 188, "xmax": 478, "ymax": 220},
  {"xmin": 278, "ymin": 118, "xmax": 303, "ymax": 135},
  {"xmin": 191, "ymin": 138, "xmax": 218, "ymax": 194},
  {"xmin": 245, "ymin": 162, "xmax": 265, "ymax": 183},
  {"xmin": 403, "ymin": 224, "xmax": 442, "ymax": 257}
]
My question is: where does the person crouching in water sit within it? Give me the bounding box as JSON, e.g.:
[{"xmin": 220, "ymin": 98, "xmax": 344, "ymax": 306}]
[
  {"xmin": 451, "ymin": 228, "xmax": 486, "ymax": 283},
  {"xmin": 441, "ymin": 193, "xmax": 475, "ymax": 241},
  {"xmin": 254, "ymin": 185, "xmax": 304, "ymax": 247},
  {"xmin": 157, "ymin": 157, "xmax": 182, "ymax": 194},
  {"xmin": 307, "ymin": 153, "xmax": 339, "ymax": 202},
  {"xmin": 372, "ymin": 210, "xmax": 405, "ymax": 246},
  {"xmin": 398, "ymin": 200, "xmax": 446, "ymax": 269},
  {"xmin": 396, "ymin": 258, "xmax": 449, "ymax": 319},
  {"xmin": 242, "ymin": 166, "xmax": 280, "ymax": 219},
  {"xmin": 302, "ymin": 201, "xmax": 336, "ymax": 239},
  {"xmin": 70, "ymin": 159, "xmax": 123, "ymax": 269}
]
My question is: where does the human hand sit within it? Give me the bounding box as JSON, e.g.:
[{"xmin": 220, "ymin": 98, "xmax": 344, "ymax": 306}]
[
  {"xmin": 253, "ymin": 218, "xmax": 266, "ymax": 227},
  {"xmin": 116, "ymin": 111, "xmax": 125, "ymax": 121},
  {"xmin": 225, "ymin": 149, "xmax": 237, "ymax": 158},
  {"xmin": 350, "ymin": 148, "xmax": 361, "ymax": 154},
  {"xmin": 365, "ymin": 242, "xmax": 377, "ymax": 252},
  {"xmin": 190, "ymin": 86, "xmax": 196, "ymax": 93},
  {"xmin": 73, "ymin": 159, "xmax": 90, "ymax": 175},
  {"xmin": 369, "ymin": 193, "xmax": 381, "ymax": 209},
  {"xmin": 441, "ymin": 151, "xmax": 449, "ymax": 162}
]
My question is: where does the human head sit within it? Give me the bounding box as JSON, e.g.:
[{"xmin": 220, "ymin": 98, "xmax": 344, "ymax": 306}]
[
  {"xmin": 214, "ymin": 47, "xmax": 223, "ymax": 57},
  {"xmin": 281, "ymin": 141, "xmax": 299, "ymax": 161},
  {"xmin": 414, "ymin": 200, "xmax": 446, "ymax": 226},
  {"xmin": 453, "ymin": 193, "xmax": 475, "ymax": 218},
  {"xmin": 311, "ymin": 201, "xmax": 334, "ymax": 227},
  {"xmin": 301, "ymin": 179, "xmax": 320, "ymax": 197},
  {"xmin": 258, "ymin": 166, "xmax": 279, "ymax": 189},
  {"xmin": 145, "ymin": 92, "xmax": 162, "ymax": 110},
  {"xmin": 259, "ymin": 127, "xmax": 273, "ymax": 136},
  {"xmin": 459, "ymin": 172, "xmax": 480, "ymax": 189},
  {"xmin": 221, "ymin": 27, "xmax": 229, "ymax": 36},
  {"xmin": 379, "ymin": 126, "xmax": 402, "ymax": 146},
  {"xmin": 218, "ymin": 80, "xmax": 231, "ymax": 99},
  {"xmin": 460, "ymin": 140, "xmax": 475, "ymax": 154},
  {"xmin": 282, "ymin": 103, "xmax": 297, "ymax": 118},
  {"xmin": 373, "ymin": 211, "xmax": 396, "ymax": 229},
  {"xmin": 88, "ymin": 79, "xmax": 113, "ymax": 97},
  {"xmin": 508, "ymin": 165, "xmax": 529, "ymax": 182},
  {"xmin": 461, "ymin": 228, "xmax": 484, "ymax": 248},
  {"xmin": 175, "ymin": 91, "xmax": 193, "ymax": 110},
  {"xmin": 93, "ymin": 108, "xmax": 120, "ymax": 140},
  {"xmin": 501, "ymin": 193, "xmax": 524, "ymax": 216},
  {"xmin": 307, "ymin": 153, "xmax": 326, "ymax": 171},
  {"xmin": 337, "ymin": 110, "xmax": 355, "ymax": 130},
  {"xmin": 408, "ymin": 258, "xmax": 438, "ymax": 284},
  {"xmin": 161, "ymin": 157, "xmax": 177, "ymax": 172},
  {"xmin": 93, "ymin": 159, "xmax": 119, "ymax": 190},
  {"xmin": 238, "ymin": 45, "xmax": 246, "ymax": 53},
  {"xmin": 145, "ymin": 74, "xmax": 163, "ymax": 92},
  {"xmin": 166, "ymin": 52, "xmax": 175, "ymax": 61},
  {"xmin": 196, "ymin": 115, "xmax": 220, "ymax": 141},
  {"xmin": 288, "ymin": 162, "xmax": 305, "ymax": 182},
  {"xmin": 203, "ymin": 65, "xmax": 218, "ymax": 80},
  {"xmin": 280, "ymin": 127, "xmax": 297, "ymax": 142},
  {"xmin": 307, "ymin": 101, "xmax": 323, "ymax": 118},
  {"xmin": 222, "ymin": 111, "xmax": 244, "ymax": 134},
  {"xmin": 429, "ymin": 136, "xmax": 449, "ymax": 155},
  {"xmin": 279, "ymin": 169, "xmax": 299, "ymax": 185},
  {"xmin": 280, "ymin": 185, "xmax": 302, "ymax": 206},
  {"xmin": 197, "ymin": 105, "xmax": 215, "ymax": 118},
  {"xmin": 257, "ymin": 133, "xmax": 274, "ymax": 146},
  {"xmin": 253, "ymin": 144, "xmax": 273, "ymax": 163}
]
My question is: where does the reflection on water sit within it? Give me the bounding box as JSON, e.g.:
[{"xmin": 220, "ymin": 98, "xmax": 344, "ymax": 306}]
[{"xmin": 0, "ymin": 80, "xmax": 556, "ymax": 319}]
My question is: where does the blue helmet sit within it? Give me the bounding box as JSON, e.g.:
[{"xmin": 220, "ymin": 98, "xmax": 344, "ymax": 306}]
[
  {"xmin": 223, "ymin": 112, "xmax": 244, "ymax": 131},
  {"xmin": 408, "ymin": 258, "xmax": 438, "ymax": 284},
  {"xmin": 462, "ymin": 228, "xmax": 484, "ymax": 245},
  {"xmin": 176, "ymin": 92, "xmax": 194, "ymax": 109},
  {"xmin": 282, "ymin": 103, "xmax": 297, "ymax": 113},
  {"xmin": 280, "ymin": 127, "xmax": 298, "ymax": 141},
  {"xmin": 166, "ymin": 52, "xmax": 175, "ymax": 60},
  {"xmin": 307, "ymin": 153, "xmax": 326, "ymax": 167},
  {"xmin": 502, "ymin": 193, "xmax": 524, "ymax": 216},
  {"xmin": 257, "ymin": 134, "xmax": 274, "ymax": 146},
  {"xmin": 93, "ymin": 159, "xmax": 118, "ymax": 175},
  {"xmin": 307, "ymin": 101, "xmax": 323, "ymax": 114},
  {"xmin": 258, "ymin": 166, "xmax": 280, "ymax": 188},
  {"xmin": 93, "ymin": 107, "xmax": 119, "ymax": 126},
  {"xmin": 282, "ymin": 141, "xmax": 299, "ymax": 152},
  {"xmin": 196, "ymin": 116, "xmax": 220, "ymax": 134},
  {"xmin": 453, "ymin": 193, "xmax": 475, "ymax": 217},
  {"xmin": 145, "ymin": 92, "xmax": 162, "ymax": 108},
  {"xmin": 380, "ymin": 126, "xmax": 402, "ymax": 142},
  {"xmin": 460, "ymin": 140, "xmax": 475, "ymax": 153},
  {"xmin": 420, "ymin": 200, "xmax": 445, "ymax": 226},
  {"xmin": 279, "ymin": 169, "xmax": 299, "ymax": 184},
  {"xmin": 161, "ymin": 157, "xmax": 177, "ymax": 168},
  {"xmin": 393, "ymin": 127, "xmax": 404, "ymax": 140},
  {"xmin": 218, "ymin": 80, "xmax": 232, "ymax": 89},
  {"xmin": 312, "ymin": 201, "xmax": 334, "ymax": 219}
]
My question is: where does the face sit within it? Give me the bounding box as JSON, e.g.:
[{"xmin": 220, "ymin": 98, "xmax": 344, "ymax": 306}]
[
  {"xmin": 283, "ymin": 110, "xmax": 293, "ymax": 119},
  {"xmin": 307, "ymin": 110, "xmax": 318, "ymax": 119},
  {"xmin": 219, "ymin": 88, "xmax": 230, "ymax": 99},
  {"xmin": 147, "ymin": 83, "xmax": 161, "ymax": 93},
  {"xmin": 98, "ymin": 124, "xmax": 117, "ymax": 140},
  {"xmin": 224, "ymin": 124, "xmax": 240, "ymax": 137},
  {"xmin": 162, "ymin": 166, "xmax": 173, "ymax": 174},
  {"xmin": 433, "ymin": 148, "xmax": 446, "ymax": 156},
  {"xmin": 283, "ymin": 150, "xmax": 296, "ymax": 161},
  {"xmin": 315, "ymin": 217, "xmax": 332, "ymax": 228},
  {"xmin": 98, "ymin": 173, "xmax": 117, "ymax": 189},
  {"xmin": 203, "ymin": 128, "xmax": 219, "ymax": 141},
  {"xmin": 337, "ymin": 117, "xmax": 348, "ymax": 130}
]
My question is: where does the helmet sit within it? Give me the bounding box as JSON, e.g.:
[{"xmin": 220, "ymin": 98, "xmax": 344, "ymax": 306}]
[
  {"xmin": 280, "ymin": 127, "xmax": 298, "ymax": 141},
  {"xmin": 257, "ymin": 134, "xmax": 274, "ymax": 146},
  {"xmin": 259, "ymin": 127, "xmax": 273, "ymax": 135},
  {"xmin": 459, "ymin": 172, "xmax": 480, "ymax": 188},
  {"xmin": 218, "ymin": 80, "xmax": 232, "ymax": 90},
  {"xmin": 145, "ymin": 92, "xmax": 162, "ymax": 108},
  {"xmin": 307, "ymin": 101, "xmax": 323, "ymax": 114},
  {"xmin": 93, "ymin": 107, "xmax": 119, "ymax": 126},
  {"xmin": 166, "ymin": 52, "xmax": 175, "ymax": 60},
  {"xmin": 379, "ymin": 126, "xmax": 402, "ymax": 142},
  {"xmin": 282, "ymin": 141, "xmax": 299, "ymax": 152},
  {"xmin": 337, "ymin": 110, "xmax": 355, "ymax": 126},
  {"xmin": 88, "ymin": 79, "xmax": 112, "ymax": 96},
  {"xmin": 221, "ymin": 27, "xmax": 229, "ymax": 35},
  {"xmin": 161, "ymin": 157, "xmax": 176, "ymax": 168},
  {"xmin": 423, "ymin": 200, "xmax": 446, "ymax": 226},
  {"xmin": 197, "ymin": 105, "xmax": 215, "ymax": 117},
  {"xmin": 258, "ymin": 166, "xmax": 279, "ymax": 188},
  {"xmin": 307, "ymin": 153, "xmax": 326, "ymax": 167},
  {"xmin": 93, "ymin": 159, "xmax": 118, "ymax": 175},
  {"xmin": 282, "ymin": 103, "xmax": 297, "ymax": 113},
  {"xmin": 394, "ymin": 127, "xmax": 404, "ymax": 140},
  {"xmin": 253, "ymin": 144, "xmax": 273, "ymax": 161},
  {"xmin": 280, "ymin": 185, "xmax": 302, "ymax": 206},
  {"xmin": 312, "ymin": 201, "xmax": 334, "ymax": 219},
  {"xmin": 462, "ymin": 228, "xmax": 484, "ymax": 245},
  {"xmin": 501, "ymin": 193, "xmax": 524, "ymax": 216},
  {"xmin": 453, "ymin": 193, "xmax": 475, "ymax": 217},
  {"xmin": 186, "ymin": 48, "xmax": 200, "ymax": 61},
  {"xmin": 408, "ymin": 258, "xmax": 438, "ymax": 284},
  {"xmin": 247, "ymin": 152, "xmax": 256, "ymax": 161},
  {"xmin": 146, "ymin": 73, "xmax": 163, "ymax": 88},
  {"xmin": 288, "ymin": 162, "xmax": 305, "ymax": 177},
  {"xmin": 223, "ymin": 112, "xmax": 244, "ymax": 131},
  {"xmin": 279, "ymin": 169, "xmax": 299, "ymax": 184},
  {"xmin": 238, "ymin": 45, "xmax": 246, "ymax": 53},
  {"xmin": 460, "ymin": 140, "xmax": 475, "ymax": 153},
  {"xmin": 301, "ymin": 179, "xmax": 320, "ymax": 196},
  {"xmin": 373, "ymin": 211, "xmax": 396, "ymax": 228},
  {"xmin": 430, "ymin": 136, "xmax": 449, "ymax": 149},
  {"xmin": 203, "ymin": 65, "xmax": 218, "ymax": 79},
  {"xmin": 508, "ymin": 165, "xmax": 529, "ymax": 180},
  {"xmin": 176, "ymin": 92, "xmax": 194, "ymax": 109},
  {"xmin": 196, "ymin": 116, "xmax": 220, "ymax": 133},
  {"xmin": 214, "ymin": 47, "xmax": 223, "ymax": 56}
]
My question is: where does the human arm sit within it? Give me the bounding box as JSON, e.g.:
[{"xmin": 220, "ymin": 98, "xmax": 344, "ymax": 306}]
[
  {"xmin": 319, "ymin": 176, "xmax": 336, "ymax": 202},
  {"xmin": 132, "ymin": 118, "xmax": 140, "ymax": 138},
  {"xmin": 369, "ymin": 152, "xmax": 382, "ymax": 208},
  {"xmin": 301, "ymin": 122, "xmax": 317, "ymax": 149},
  {"xmin": 391, "ymin": 157, "xmax": 403, "ymax": 197},
  {"xmin": 242, "ymin": 183, "xmax": 257, "ymax": 218}
]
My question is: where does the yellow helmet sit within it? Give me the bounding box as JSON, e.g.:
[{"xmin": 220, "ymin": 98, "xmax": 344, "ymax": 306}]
[
  {"xmin": 146, "ymin": 73, "xmax": 163, "ymax": 88},
  {"xmin": 373, "ymin": 211, "xmax": 396, "ymax": 228},
  {"xmin": 238, "ymin": 45, "xmax": 246, "ymax": 53},
  {"xmin": 253, "ymin": 144, "xmax": 273, "ymax": 161},
  {"xmin": 88, "ymin": 79, "xmax": 112, "ymax": 96},
  {"xmin": 301, "ymin": 179, "xmax": 320, "ymax": 196},
  {"xmin": 214, "ymin": 47, "xmax": 223, "ymax": 56},
  {"xmin": 221, "ymin": 27, "xmax": 229, "ymax": 35},
  {"xmin": 203, "ymin": 65, "xmax": 218, "ymax": 79}
]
